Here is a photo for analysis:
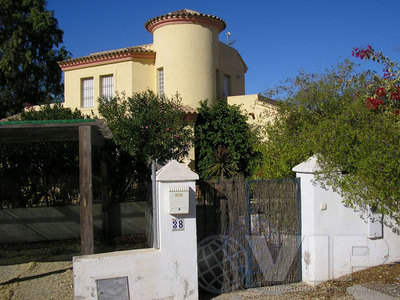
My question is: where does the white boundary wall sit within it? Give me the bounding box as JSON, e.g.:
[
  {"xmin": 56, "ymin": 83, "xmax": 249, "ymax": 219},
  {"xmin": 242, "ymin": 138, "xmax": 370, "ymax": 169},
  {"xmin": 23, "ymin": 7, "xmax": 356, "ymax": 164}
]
[
  {"xmin": 293, "ymin": 156, "xmax": 400, "ymax": 284},
  {"xmin": 73, "ymin": 160, "xmax": 199, "ymax": 299}
]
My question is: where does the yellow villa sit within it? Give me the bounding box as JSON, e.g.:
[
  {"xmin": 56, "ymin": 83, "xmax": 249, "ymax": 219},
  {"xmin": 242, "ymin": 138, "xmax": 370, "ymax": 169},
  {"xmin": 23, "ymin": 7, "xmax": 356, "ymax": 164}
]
[
  {"xmin": 58, "ymin": 9, "xmax": 277, "ymax": 122},
  {"xmin": 58, "ymin": 9, "xmax": 278, "ymax": 165}
]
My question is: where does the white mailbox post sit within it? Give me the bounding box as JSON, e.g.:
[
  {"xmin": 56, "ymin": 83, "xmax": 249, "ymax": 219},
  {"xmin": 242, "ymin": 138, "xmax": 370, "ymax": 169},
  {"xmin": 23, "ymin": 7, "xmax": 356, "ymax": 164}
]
[
  {"xmin": 72, "ymin": 160, "xmax": 199, "ymax": 299},
  {"xmin": 155, "ymin": 160, "xmax": 199, "ymax": 298}
]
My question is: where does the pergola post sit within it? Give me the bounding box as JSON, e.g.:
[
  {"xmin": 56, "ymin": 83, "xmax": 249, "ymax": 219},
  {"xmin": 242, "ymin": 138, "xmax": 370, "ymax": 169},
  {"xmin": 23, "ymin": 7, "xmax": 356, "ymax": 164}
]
[{"xmin": 79, "ymin": 126, "xmax": 93, "ymax": 255}]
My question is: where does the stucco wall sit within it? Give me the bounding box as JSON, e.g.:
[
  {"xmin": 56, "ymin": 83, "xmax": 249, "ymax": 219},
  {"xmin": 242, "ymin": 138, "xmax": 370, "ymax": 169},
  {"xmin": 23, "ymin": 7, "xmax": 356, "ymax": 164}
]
[
  {"xmin": 227, "ymin": 94, "xmax": 278, "ymax": 127},
  {"xmin": 153, "ymin": 23, "xmax": 218, "ymax": 107},
  {"xmin": 218, "ymin": 42, "xmax": 246, "ymax": 97},
  {"xmin": 63, "ymin": 59, "xmax": 154, "ymax": 116},
  {"xmin": 293, "ymin": 156, "xmax": 400, "ymax": 284}
]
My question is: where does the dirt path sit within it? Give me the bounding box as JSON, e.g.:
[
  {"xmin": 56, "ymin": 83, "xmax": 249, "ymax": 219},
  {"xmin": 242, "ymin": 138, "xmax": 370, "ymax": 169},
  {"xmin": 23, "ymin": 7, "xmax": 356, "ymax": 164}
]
[
  {"xmin": 0, "ymin": 261, "xmax": 73, "ymax": 300},
  {"xmin": 0, "ymin": 236, "xmax": 147, "ymax": 300}
]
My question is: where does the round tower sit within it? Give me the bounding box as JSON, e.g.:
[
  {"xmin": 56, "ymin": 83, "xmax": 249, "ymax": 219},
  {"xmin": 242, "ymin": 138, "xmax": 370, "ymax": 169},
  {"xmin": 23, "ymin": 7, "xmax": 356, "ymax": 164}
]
[{"xmin": 145, "ymin": 9, "xmax": 226, "ymax": 108}]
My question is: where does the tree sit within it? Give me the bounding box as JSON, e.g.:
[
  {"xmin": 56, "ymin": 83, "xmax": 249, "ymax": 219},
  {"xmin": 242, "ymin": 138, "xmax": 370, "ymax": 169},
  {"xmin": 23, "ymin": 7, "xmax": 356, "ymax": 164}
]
[
  {"xmin": 98, "ymin": 90, "xmax": 193, "ymax": 169},
  {"xmin": 195, "ymin": 99, "xmax": 260, "ymax": 179},
  {"xmin": 0, "ymin": 0, "xmax": 69, "ymax": 119},
  {"xmin": 259, "ymin": 50, "xmax": 400, "ymax": 227}
]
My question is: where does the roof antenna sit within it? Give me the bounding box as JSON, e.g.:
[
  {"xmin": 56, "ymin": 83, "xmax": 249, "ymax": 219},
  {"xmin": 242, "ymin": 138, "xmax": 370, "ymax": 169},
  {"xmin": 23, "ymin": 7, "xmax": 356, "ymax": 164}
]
[
  {"xmin": 226, "ymin": 31, "xmax": 237, "ymax": 46},
  {"xmin": 226, "ymin": 32, "xmax": 231, "ymax": 44}
]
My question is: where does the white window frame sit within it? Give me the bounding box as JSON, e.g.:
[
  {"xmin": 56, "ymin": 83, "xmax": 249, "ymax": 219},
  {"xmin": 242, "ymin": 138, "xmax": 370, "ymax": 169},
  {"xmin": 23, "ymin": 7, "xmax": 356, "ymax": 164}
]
[
  {"xmin": 101, "ymin": 75, "xmax": 113, "ymax": 99},
  {"xmin": 158, "ymin": 68, "xmax": 164, "ymax": 95},
  {"xmin": 81, "ymin": 77, "xmax": 94, "ymax": 108}
]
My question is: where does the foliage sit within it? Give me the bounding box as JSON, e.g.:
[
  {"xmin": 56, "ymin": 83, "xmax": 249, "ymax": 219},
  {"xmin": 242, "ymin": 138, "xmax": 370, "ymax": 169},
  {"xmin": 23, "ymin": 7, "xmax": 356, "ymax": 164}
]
[
  {"xmin": 351, "ymin": 45, "xmax": 400, "ymax": 115},
  {"xmin": 258, "ymin": 60, "xmax": 364, "ymax": 179},
  {"xmin": 98, "ymin": 90, "xmax": 193, "ymax": 166},
  {"xmin": 195, "ymin": 99, "xmax": 260, "ymax": 179},
  {"xmin": 260, "ymin": 50, "xmax": 400, "ymax": 226},
  {"xmin": 203, "ymin": 145, "xmax": 239, "ymax": 179},
  {"xmin": 0, "ymin": 0, "xmax": 69, "ymax": 119},
  {"xmin": 20, "ymin": 102, "xmax": 86, "ymax": 120}
]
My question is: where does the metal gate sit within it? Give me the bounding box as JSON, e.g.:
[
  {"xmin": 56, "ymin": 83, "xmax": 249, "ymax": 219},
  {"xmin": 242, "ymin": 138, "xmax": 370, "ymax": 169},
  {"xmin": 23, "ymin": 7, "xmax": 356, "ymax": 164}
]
[{"xmin": 196, "ymin": 178, "xmax": 301, "ymax": 294}]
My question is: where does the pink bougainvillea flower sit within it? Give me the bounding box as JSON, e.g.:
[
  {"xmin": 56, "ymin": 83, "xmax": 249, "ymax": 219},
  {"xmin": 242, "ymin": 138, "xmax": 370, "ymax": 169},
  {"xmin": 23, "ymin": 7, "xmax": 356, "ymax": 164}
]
[
  {"xmin": 376, "ymin": 87, "xmax": 386, "ymax": 98},
  {"xmin": 390, "ymin": 87, "xmax": 400, "ymax": 101},
  {"xmin": 366, "ymin": 97, "xmax": 384, "ymax": 110},
  {"xmin": 352, "ymin": 45, "xmax": 373, "ymax": 60}
]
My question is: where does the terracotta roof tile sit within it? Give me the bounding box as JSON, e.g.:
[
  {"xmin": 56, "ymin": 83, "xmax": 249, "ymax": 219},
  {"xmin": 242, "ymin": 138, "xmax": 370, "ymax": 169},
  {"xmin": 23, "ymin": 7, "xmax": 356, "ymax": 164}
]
[
  {"xmin": 58, "ymin": 44, "xmax": 155, "ymax": 69},
  {"xmin": 179, "ymin": 104, "xmax": 197, "ymax": 115},
  {"xmin": 145, "ymin": 8, "xmax": 226, "ymax": 33}
]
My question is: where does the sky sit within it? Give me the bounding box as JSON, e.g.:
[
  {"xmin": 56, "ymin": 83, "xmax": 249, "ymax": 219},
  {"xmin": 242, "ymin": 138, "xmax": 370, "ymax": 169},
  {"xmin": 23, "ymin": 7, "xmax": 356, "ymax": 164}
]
[{"xmin": 47, "ymin": 0, "xmax": 400, "ymax": 96}]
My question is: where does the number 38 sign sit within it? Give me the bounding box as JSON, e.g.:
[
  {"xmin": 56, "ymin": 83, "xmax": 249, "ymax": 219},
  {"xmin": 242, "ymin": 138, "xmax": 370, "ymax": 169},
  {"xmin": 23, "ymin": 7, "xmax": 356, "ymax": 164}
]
[{"xmin": 172, "ymin": 218, "xmax": 185, "ymax": 231}]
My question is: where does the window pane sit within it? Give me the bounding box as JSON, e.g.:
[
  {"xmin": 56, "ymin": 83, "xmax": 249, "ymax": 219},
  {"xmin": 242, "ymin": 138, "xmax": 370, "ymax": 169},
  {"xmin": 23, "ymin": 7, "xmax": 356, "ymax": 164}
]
[
  {"xmin": 224, "ymin": 75, "xmax": 231, "ymax": 97},
  {"xmin": 101, "ymin": 75, "xmax": 113, "ymax": 99},
  {"xmin": 158, "ymin": 68, "xmax": 164, "ymax": 95},
  {"xmin": 82, "ymin": 78, "xmax": 94, "ymax": 107}
]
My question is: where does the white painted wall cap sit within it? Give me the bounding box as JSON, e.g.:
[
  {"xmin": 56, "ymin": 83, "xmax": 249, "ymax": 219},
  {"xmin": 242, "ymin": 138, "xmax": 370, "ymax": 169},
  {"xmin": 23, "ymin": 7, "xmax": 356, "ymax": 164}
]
[
  {"xmin": 156, "ymin": 160, "xmax": 199, "ymax": 181},
  {"xmin": 292, "ymin": 155, "xmax": 322, "ymax": 174}
]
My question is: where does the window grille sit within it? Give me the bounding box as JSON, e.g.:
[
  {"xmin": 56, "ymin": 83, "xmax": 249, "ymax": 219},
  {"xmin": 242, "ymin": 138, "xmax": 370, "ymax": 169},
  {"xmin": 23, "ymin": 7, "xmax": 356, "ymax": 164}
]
[
  {"xmin": 101, "ymin": 75, "xmax": 113, "ymax": 99},
  {"xmin": 82, "ymin": 78, "xmax": 94, "ymax": 107},
  {"xmin": 158, "ymin": 68, "xmax": 164, "ymax": 95}
]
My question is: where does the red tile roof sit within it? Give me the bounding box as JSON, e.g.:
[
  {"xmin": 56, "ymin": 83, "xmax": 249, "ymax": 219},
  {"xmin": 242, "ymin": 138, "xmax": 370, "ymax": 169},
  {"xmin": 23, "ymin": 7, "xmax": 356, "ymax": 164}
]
[
  {"xmin": 58, "ymin": 45, "xmax": 155, "ymax": 70},
  {"xmin": 145, "ymin": 9, "xmax": 226, "ymax": 33}
]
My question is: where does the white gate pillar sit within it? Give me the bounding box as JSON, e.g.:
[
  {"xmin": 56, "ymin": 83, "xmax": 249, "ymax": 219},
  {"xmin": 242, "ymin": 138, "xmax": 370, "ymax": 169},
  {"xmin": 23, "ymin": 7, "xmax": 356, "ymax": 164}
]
[
  {"xmin": 293, "ymin": 155, "xmax": 400, "ymax": 285},
  {"xmin": 156, "ymin": 160, "xmax": 199, "ymax": 299}
]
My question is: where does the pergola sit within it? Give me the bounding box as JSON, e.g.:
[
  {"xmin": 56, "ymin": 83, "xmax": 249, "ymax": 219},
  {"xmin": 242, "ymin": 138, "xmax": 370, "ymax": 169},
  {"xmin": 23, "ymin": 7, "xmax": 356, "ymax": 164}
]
[{"xmin": 0, "ymin": 119, "xmax": 113, "ymax": 255}]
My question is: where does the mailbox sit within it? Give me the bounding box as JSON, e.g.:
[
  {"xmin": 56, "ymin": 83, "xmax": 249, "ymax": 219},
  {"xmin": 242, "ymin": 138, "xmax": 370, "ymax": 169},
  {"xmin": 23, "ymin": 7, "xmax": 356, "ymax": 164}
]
[{"xmin": 169, "ymin": 186, "xmax": 189, "ymax": 214}]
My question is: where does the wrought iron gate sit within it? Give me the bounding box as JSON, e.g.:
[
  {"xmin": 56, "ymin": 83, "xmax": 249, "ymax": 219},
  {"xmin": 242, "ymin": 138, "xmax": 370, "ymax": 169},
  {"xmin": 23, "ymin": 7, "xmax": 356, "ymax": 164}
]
[{"xmin": 196, "ymin": 178, "xmax": 301, "ymax": 294}]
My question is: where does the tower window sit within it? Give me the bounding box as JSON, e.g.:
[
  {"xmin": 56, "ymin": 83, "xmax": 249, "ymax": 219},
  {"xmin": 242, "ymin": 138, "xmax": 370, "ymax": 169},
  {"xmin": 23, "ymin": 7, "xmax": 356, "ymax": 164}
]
[
  {"xmin": 223, "ymin": 74, "xmax": 231, "ymax": 97},
  {"xmin": 158, "ymin": 68, "xmax": 164, "ymax": 95}
]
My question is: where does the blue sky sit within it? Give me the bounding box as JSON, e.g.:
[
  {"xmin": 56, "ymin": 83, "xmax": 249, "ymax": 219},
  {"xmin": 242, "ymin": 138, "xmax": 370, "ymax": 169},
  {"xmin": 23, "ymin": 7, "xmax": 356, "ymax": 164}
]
[{"xmin": 47, "ymin": 0, "xmax": 400, "ymax": 95}]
